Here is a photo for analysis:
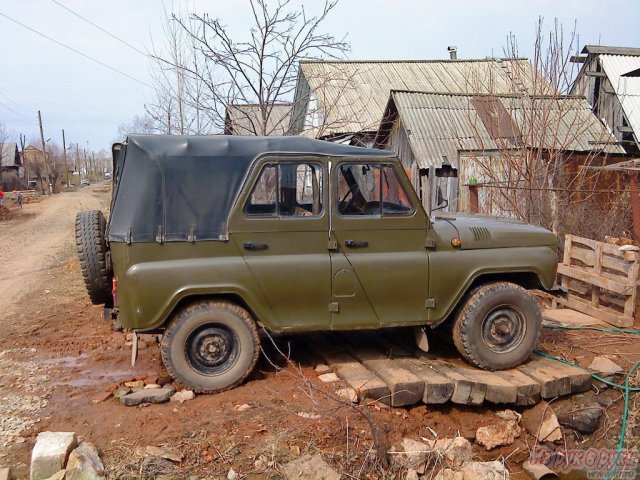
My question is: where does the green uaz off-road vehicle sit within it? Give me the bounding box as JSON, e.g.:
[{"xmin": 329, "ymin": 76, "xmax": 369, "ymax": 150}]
[{"xmin": 75, "ymin": 135, "xmax": 558, "ymax": 393}]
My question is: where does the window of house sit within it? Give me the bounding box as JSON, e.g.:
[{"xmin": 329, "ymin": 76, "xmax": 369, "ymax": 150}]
[{"xmin": 245, "ymin": 163, "xmax": 323, "ymax": 217}]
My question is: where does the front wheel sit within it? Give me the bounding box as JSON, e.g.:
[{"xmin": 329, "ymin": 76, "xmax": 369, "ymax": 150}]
[
  {"xmin": 160, "ymin": 301, "xmax": 260, "ymax": 393},
  {"xmin": 452, "ymin": 282, "xmax": 541, "ymax": 370}
]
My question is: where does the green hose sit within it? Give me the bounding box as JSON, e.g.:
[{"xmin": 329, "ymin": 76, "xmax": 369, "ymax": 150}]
[
  {"xmin": 543, "ymin": 324, "xmax": 640, "ymax": 335},
  {"xmin": 533, "ymin": 347, "xmax": 640, "ymax": 479}
]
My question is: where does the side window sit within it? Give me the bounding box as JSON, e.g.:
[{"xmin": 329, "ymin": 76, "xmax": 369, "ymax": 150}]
[
  {"xmin": 337, "ymin": 163, "xmax": 380, "ymax": 215},
  {"xmin": 381, "ymin": 165, "xmax": 413, "ymax": 214},
  {"xmin": 246, "ymin": 165, "xmax": 277, "ymax": 215},
  {"xmin": 337, "ymin": 163, "xmax": 413, "ymax": 216},
  {"xmin": 245, "ymin": 163, "xmax": 323, "ymax": 217}
]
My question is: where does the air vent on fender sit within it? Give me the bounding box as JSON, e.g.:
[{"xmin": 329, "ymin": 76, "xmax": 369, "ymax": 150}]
[{"xmin": 469, "ymin": 226, "xmax": 491, "ymax": 242}]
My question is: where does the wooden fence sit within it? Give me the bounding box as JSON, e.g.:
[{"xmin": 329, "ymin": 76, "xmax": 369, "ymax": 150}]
[{"xmin": 555, "ymin": 235, "xmax": 640, "ymax": 327}]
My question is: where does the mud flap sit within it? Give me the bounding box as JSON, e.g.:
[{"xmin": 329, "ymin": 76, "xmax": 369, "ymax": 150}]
[
  {"xmin": 414, "ymin": 326, "xmax": 429, "ymax": 353},
  {"xmin": 131, "ymin": 332, "xmax": 138, "ymax": 367}
]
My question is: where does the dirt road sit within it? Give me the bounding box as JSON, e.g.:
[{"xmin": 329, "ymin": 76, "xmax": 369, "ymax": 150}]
[
  {"xmin": 0, "ymin": 186, "xmax": 108, "ymax": 317},
  {"xmin": 0, "ymin": 186, "xmax": 636, "ymax": 479}
]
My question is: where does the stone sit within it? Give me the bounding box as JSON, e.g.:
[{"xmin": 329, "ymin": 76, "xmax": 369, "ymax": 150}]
[
  {"xmin": 588, "ymin": 356, "xmax": 623, "ymax": 379},
  {"xmin": 170, "ymin": 390, "xmax": 195, "ymax": 403},
  {"xmin": 30, "ymin": 431, "xmax": 78, "ymax": 480},
  {"xmin": 405, "ymin": 468, "xmax": 419, "ymax": 480},
  {"xmin": 434, "ymin": 469, "xmax": 463, "ymax": 480},
  {"xmin": 120, "ymin": 386, "xmax": 175, "ymax": 406},
  {"xmin": 522, "ymin": 402, "xmax": 562, "ymax": 443},
  {"xmin": 145, "ymin": 446, "xmax": 182, "ymax": 463},
  {"xmin": 227, "ymin": 468, "xmax": 238, "ymax": 480},
  {"xmin": 555, "ymin": 399, "xmax": 603, "ymax": 434},
  {"xmin": 459, "ymin": 461, "xmax": 510, "ymax": 479},
  {"xmin": 426, "ymin": 437, "xmax": 473, "ymax": 469},
  {"xmin": 157, "ymin": 376, "xmax": 173, "ymax": 386},
  {"xmin": 43, "ymin": 471, "xmax": 66, "ymax": 480},
  {"xmin": 336, "ymin": 388, "xmax": 357, "ymax": 403},
  {"xmin": 476, "ymin": 420, "xmax": 522, "ymax": 450},
  {"xmin": 314, "ymin": 364, "xmax": 331, "ymax": 373},
  {"xmin": 91, "ymin": 391, "xmax": 113, "ymax": 404},
  {"xmin": 144, "ymin": 384, "xmax": 162, "ymax": 390},
  {"xmin": 318, "ymin": 372, "xmax": 339, "ymax": 383},
  {"xmin": 65, "ymin": 442, "xmax": 105, "ymax": 480},
  {"xmin": 402, "ymin": 438, "xmax": 431, "ymax": 469},
  {"xmin": 0, "ymin": 467, "xmax": 10, "ymax": 480},
  {"xmin": 281, "ymin": 454, "xmax": 340, "ymax": 480},
  {"xmin": 235, "ymin": 404, "xmax": 251, "ymax": 412},
  {"xmin": 496, "ymin": 409, "xmax": 522, "ymax": 422},
  {"xmin": 114, "ymin": 387, "xmax": 131, "ymax": 399},
  {"xmin": 124, "ymin": 380, "xmax": 145, "ymax": 388}
]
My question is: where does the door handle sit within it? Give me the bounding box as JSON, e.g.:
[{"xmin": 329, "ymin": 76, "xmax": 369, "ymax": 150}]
[
  {"xmin": 344, "ymin": 239, "xmax": 368, "ymax": 249},
  {"xmin": 243, "ymin": 241, "xmax": 268, "ymax": 251}
]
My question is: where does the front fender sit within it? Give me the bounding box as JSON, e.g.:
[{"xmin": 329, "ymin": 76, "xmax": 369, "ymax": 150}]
[{"xmin": 428, "ymin": 245, "xmax": 557, "ymax": 324}]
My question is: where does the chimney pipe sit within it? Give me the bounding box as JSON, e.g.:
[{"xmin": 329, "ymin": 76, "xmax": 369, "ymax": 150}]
[{"xmin": 447, "ymin": 46, "xmax": 457, "ymax": 60}]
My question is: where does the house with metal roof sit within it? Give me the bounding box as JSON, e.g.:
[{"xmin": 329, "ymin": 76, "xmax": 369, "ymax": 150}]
[
  {"xmin": 224, "ymin": 103, "xmax": 293, "ymax": 136},
  {"xmin": 289, "ymin": 57, "xmax": 554, "ymax": 144},
  {"xmin": 571, "ymin": 45, "xmax": 640, "ymax": 155},
  {"xmin": 374, "ymin": 90, "xmax": 625, "ymax": 215}
]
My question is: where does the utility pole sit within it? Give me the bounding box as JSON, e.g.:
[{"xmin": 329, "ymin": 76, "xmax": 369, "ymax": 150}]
[
  {"xmin": 62, "ymin": 129, "xmax": 70, "ymax": 189},
  {"xmin": 75, "ymin": 143, "xmax": 80, "ymax": 173},
  {"xmin": 38, "ymin": 110, "xmax": 52, "ymax": 195}
]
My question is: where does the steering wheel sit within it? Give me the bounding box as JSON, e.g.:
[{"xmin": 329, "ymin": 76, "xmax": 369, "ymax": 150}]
[{"xmin": 340, "ymin": 182, "xmax": 359, "ymax": 204}]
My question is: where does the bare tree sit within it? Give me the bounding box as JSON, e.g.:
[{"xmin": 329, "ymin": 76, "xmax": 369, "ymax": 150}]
[
  {"xmin": 149, "ymin": 0, "xmax": 349, "ymax": 135},
  {"xmin": 458, "ymin": 18, "xmax": 626, "ymax": 240}
]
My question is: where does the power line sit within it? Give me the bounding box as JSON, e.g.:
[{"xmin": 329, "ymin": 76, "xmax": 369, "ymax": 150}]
[
  {"xmin": 50, "ymin": 0, "xmax": 149, "ymax": 58},
  {"xmin": 0, "ymin": 11, "xmax": 152, "ymax": 88}
]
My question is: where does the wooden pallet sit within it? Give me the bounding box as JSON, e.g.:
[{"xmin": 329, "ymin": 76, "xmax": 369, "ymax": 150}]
[
  {"xmin": 306, "ymin": 330, "xmax": 591, "ymax": 408},
  {"xmin": 555, "ymin": 235, "xmax": 640, "ymax": 327}
]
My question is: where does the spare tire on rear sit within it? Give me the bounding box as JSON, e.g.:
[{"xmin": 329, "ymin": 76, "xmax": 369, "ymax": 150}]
[{"xmin": 75, "ymin": 210, "xmax": 113, "ymax": 306}]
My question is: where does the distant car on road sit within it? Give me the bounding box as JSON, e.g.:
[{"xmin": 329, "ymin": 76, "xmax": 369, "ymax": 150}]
[
  {"xmin": 104, "ymin": 172, "xmax": 112, "ymax": 179},
  {"xmin": 80, "ymin": 179, "xmax": 90, "ymax": 187}
]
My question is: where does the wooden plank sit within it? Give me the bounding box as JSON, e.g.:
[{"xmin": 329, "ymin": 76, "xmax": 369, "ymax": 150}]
[
  {"xmin": 349, "ymin": 348, "xmax": 425, "ymax": 407},
  {"xmin": 456, "ymin": 367, "xmax": 518, "ymax": 404},
  {"xmin": 556, "ymin": 295, "xmax": 631, "ymax": 328},
  {"xmin": 494, "ymin": 369, "xmax": 541, "ymax": 406},
  {"xmin": 592, "ymin": 242, "xmax": 602, "ymax": 307},
  {"xmin": 542, "ymin": 308, "xmax": 608, "ymax": 328},
  {"xmin": 305, "ymin": 338, "xmax": 391, "ymax": 404},
  {"xmin": 396, "ymin": 358, "xmax": 454, "ymax": 404},
  {"xmin": 518, "ymin": 359, "xmax": 571, "ymax": 398},
  {"xmin": 570, "ymin": 246, "xmax": 595, "ymax": 268},
  {"xmin": 430, "ymin": 364, "xmax": 486, "ymax": 406},
  {"xmin": 517, "ymin": 357, "xmax": 591, "ymax": 398},
  {"xmin": 566, "ymin": 278, "xmax": 589, "ymax": 295},
  {"xmin": 557, "ymin": 264, "xmax": 633, "ymax": 295}
]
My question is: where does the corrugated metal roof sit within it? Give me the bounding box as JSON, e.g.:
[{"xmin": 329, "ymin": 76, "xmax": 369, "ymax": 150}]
[
  {"xmin": 599, "ymin": 54, "xmax": 640, "ymax": 148},
  {"xmin": 384, "ymin": 91, "xmax": 624, "ymax": 169},
  {"xmin": 0, "ymin": 143, "xmax": 18, "ymax": 167},
  {"xmin": 299, "ymin": 58, "xmax": 553, "ymax": 135},
  {"xmin": 225, "ymin": 103, "xmax": 292, "ymax": 136}
]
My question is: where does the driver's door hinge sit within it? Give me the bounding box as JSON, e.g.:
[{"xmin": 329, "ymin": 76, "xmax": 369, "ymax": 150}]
[
  {"xmin": 425, "ymin": 298, "xmax": 436, "ymax": 309},
  {"xmin": 425, "ymin": 238, "xmax": 436, "ymax": 249},
  {"xmin": 329, "ymin": 302, "xmax": 340, "ymax": 313},
  {"xmin": 327, "ymin": 239, "xmax": 338, "ymax": 251}
]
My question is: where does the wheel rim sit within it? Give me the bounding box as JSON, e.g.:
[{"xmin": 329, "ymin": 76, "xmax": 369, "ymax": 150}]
[
  {"xmin": 186, "ymin": 324, "xmax": 239, "ymax": 374},
  {"xmin": 480, "ymin": 305, "xmax": 526, "ymax": 354}
]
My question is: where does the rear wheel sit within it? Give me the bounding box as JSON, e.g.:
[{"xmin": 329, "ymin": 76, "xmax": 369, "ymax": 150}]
[
  {"xmin": 452, "ymin": 282, "xmax": 541, "ymax": 370},
  {"xmin": 160, "ymin": 301, "xmax": 260, "ymax": 393},
  {"xmin": 75, "ymin": 210, "xmax": 112, "ymax": 306}
]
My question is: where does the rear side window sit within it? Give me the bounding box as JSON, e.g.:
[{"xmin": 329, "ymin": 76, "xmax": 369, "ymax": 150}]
[{"xmin": 245, "ymin": 163, "xmax": 323, "ymax": 217}]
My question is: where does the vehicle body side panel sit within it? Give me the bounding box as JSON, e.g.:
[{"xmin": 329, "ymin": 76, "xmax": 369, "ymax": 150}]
[{"xmin": 110, "ymin": 242, "xmax": 278, "ymax": 331}]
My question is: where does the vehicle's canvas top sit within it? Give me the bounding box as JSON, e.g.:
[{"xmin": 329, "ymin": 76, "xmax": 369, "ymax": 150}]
[{"xmin": 108, "ymin": 134, "xmax": 394, "ymax": 243}]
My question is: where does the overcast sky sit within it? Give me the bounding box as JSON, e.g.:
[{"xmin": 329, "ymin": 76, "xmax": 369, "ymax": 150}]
[{"xmin": 0, "ymin": 0, "xmax": 638, "ymax": 151}]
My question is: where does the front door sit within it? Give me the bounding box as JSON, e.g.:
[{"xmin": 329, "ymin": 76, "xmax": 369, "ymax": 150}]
[
  {"xmin": 330, "ymin": 161, "xmax": 430, "ymax": 329},
  {"xmin": 230, "ymin": 159, "xmax": 330, "ymax": 331}
]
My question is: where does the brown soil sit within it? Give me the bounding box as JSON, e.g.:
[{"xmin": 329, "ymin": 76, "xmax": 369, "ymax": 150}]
[
  {"xmin": 0, "ymin": 185, "xmax": 638, "ymax": 479},
  {"xmin": 0, "ymin": 205, "xmax": 14, "ymax": 220}
]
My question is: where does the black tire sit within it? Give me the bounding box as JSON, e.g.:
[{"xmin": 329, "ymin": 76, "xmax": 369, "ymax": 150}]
[
  {"xmin": 75, "ymin": 210, "xmax": 112, "ymax": 306},
  {"xmin": 452, "ymin": 282, "xmax": 541, "ymax": 370},
  {"xmin": 160, "ymin": 301, "xmax": 260, "ymax": 393}
]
